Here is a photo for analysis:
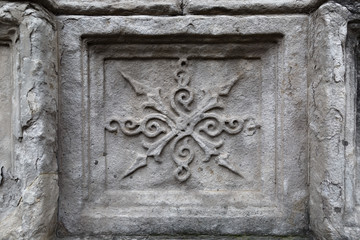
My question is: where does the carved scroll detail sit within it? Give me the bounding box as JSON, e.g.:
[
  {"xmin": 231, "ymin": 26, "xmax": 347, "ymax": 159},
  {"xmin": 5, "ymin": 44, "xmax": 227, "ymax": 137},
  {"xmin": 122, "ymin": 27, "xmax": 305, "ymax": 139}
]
[{"xmin": 105, "ymin": 58, "xmax": 261, "ymax": 182}]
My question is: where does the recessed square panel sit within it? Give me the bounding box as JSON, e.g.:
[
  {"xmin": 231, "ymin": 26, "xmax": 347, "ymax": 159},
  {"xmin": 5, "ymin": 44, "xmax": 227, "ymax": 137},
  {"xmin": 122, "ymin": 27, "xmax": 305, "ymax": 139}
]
[
  {"xmin": 103, "ymin": 58, "xmax": 262, "ymax": 190},
  {"xmin": 60, "ymin": 40, "xmax": 281, "ymax": 234},
  {"xmin": 58, "ymin": 15, "xmax": 309, "ymax": 237}
]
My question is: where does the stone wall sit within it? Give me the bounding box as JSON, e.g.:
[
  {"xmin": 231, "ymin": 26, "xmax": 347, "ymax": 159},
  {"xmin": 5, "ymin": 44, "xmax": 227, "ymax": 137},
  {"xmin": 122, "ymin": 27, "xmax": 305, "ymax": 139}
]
[{"xmin": 0, "ymin": 1, "xmax": 359, "ymax": 239}]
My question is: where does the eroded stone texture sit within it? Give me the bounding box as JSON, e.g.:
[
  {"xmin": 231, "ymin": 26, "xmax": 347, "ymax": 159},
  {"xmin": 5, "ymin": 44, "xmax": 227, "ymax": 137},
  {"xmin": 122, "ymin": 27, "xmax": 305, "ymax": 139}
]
[
  {"xmin": 31, "ymin": 0, "xmax": 182, "ymax": 15},
  {"xmin": 29, "ymin": 0, "xmax": 326, "ymax": 15},
  {"xmin": 0, "ymin": 2, "xmax": 58, "ymax": 240},
  {"xmin": 335, "ymin": 0, "xmax": 360, "ymax": 14},
  {"xmin": 59, "ymin": 236, "xmax": 309, "ymax": 240},
  {"xmin": 308, "ymin": 2, "xmax": 351, "ymax": 240},
  {"xmin": 57, "ymin": 14, "xmax": 308, "ymax": 238},
  {"xmin": 343, "ymin": 4, "xmax": 360, "ymax": 239},
  {"xmin": 184, "ymin": 0, "xmax": 325, "ymax": 15}
]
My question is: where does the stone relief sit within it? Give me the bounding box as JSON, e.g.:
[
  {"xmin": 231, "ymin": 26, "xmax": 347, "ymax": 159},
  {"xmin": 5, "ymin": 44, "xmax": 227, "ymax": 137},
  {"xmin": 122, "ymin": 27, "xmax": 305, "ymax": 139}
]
[
  {"xmin": 105, "ymin": 58, "xmax": 260, "ymax": 182},
  {"xmin": 3, "ymin": 0, "xmax": 360, "ymax": 238}
]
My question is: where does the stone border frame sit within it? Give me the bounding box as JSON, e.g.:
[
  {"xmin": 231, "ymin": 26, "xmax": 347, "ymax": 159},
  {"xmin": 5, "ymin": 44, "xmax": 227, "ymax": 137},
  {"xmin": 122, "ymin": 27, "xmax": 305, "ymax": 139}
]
[
  {"xmin": 57, "ymin": 14, "xmax": 308, "ymax": 237},
  {"xmin": 0, "ymin": 2, "xmax": 58, "ymax": 239},
  {"xmin": 75, "ymin": 37, "xmax": 279, "ymax": 235}
]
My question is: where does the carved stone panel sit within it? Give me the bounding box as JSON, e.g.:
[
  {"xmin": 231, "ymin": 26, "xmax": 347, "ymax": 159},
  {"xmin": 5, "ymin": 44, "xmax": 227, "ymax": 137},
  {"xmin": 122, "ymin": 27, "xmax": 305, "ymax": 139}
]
[
  {"xmin": 58, "ymin": 16, "xmax": 308, "ymax": 237},
  {"xmin": 97, "ymin": 43, "xmax": 267, "ymax": 187},
  {"xmin": 86, "ymin": 41, "xmax": 273, "ymax": 215}
]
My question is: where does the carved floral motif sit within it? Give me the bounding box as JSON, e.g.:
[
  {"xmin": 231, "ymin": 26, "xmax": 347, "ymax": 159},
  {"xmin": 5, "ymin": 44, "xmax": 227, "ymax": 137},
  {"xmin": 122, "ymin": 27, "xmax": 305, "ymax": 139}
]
[{"xmin": 105, "ymin": 58, "xmax": 260, "ymax": 182}]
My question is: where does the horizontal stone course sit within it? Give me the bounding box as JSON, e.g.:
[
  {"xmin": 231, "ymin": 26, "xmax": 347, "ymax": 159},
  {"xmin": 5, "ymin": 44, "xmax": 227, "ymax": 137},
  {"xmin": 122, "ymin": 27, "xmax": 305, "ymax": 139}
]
[{"xmin": 30, "ymin": 0, "xmax": 325, "ymax": 15}]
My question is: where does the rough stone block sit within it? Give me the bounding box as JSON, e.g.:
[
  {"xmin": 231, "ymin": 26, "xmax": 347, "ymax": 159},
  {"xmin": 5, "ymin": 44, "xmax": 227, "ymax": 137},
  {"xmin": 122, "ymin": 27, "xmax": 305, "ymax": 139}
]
[{"xmin": 0, "ymin": 2, "xmax": 58, "ymax": 239}]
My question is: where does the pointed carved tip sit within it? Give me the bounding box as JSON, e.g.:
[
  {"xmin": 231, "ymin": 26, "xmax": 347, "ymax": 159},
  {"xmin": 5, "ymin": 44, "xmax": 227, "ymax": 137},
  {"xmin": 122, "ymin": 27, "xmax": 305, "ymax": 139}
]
[
  {"xmin": 118, "ymin": 71, "xmax": 131, "ymax": 84},
  {"xmin": 118, "ymin": 70, "xmax": 149, "ymax": 95},
  {"xmin": 118, "ymin": 70, "xmax": 125, "ymax": 78},
  {"xmin": 216, "ymin": 154, "xmax": 244, "ymax": 178},
  {"xmin": 122, "ymin": 155, "xmax": 147, "ymax": 179},
  {"xmin": 218, "ymin": 73, "xmax": 244, "ymax": 96},
  {"xmin": 154, "ymin": 155, "xmax": 163, "ymax": 163}
]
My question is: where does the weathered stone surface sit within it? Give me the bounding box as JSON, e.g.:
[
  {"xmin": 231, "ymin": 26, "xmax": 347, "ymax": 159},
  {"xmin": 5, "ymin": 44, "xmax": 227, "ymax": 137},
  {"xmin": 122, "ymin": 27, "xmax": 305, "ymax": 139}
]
[
  {"xmin": 344, "ymin": 9, "xmax": 360, "ymax": 240},
  {"xmin": 308, "ymin": 2, "xmax": 354, "ymax": 240},
  {"xmin": 29, "ymin": 0, "xmax": 326, "ymax": 15},
  {"xmin": 57, "ymin": 14, "xmax": 308, "ymax": 237},
  {"xmin": 31, "ymin": 0, "xmax": 182, "ymax": 15},
  {"xmin": 0, "ymin": 2, "xmax": 58, "ymax": 239},
  {"xmin": 335, "ymin": 0, "xmax": 360, "ymax": 14},
  {"xmin": 59, "ymin": 236, "xmax": 309, "ymax": 240},
  {"xmin": 184, "ymin": 0, "xmax": 326, "ymax": 15}
]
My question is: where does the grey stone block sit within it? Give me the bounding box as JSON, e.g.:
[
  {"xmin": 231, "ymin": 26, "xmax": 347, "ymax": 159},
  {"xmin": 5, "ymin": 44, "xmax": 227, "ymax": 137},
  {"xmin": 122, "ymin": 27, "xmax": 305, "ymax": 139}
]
[
  {"xmin": 1, "ymin": 1, "xmax": 360, "ymax": 239},
  {"xmin": 0, "ymin": 2, "xmax": 58, "ymax": 239},
  {"xmin": 57, "ymin": 14, "xmax": 308, "ymax": 237}
]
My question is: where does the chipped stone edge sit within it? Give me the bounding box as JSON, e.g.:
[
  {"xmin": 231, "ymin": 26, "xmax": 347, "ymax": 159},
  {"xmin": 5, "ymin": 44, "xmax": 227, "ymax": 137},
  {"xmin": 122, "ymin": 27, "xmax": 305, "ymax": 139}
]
[
  {"xmin": 26, "ymin": 0, "xmax": 327, "ymax": 16},
  {"xmin": 308, "ymin": 2, "xmax": 353, "ymax": 240},
  {"xmin": 183, "ymin": 0, "xmax": 327, "ymax": 15},
  {"xmin": 334, "ymin": 0, "xmax": 360, "ymax": 15},
  {"xmin": 344, "ymin": 9, "xmax": 360, "ymax": 240},
  {"xmin": 29, "ymin": 0, "xmax": 182, "ymax": 16},
  {"xmin": 0, "ymin": 2, "xmax": 58, "ymax": 240}
]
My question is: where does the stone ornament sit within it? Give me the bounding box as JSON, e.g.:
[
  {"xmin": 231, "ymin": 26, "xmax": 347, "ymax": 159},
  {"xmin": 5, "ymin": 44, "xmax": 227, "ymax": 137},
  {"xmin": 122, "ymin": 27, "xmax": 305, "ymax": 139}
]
[{"xmin": 105, "ymin": 58, "xmax": 260, "ymax": 182}]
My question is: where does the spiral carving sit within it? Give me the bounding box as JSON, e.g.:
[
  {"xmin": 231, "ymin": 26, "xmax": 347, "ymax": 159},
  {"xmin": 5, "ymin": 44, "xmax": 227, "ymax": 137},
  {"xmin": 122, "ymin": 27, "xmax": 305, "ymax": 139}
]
[
  {"xmin": 120, "ymin": 118, "xmax": 142, "ymax": 135},
  {"xmin": 223, "ymin": 118, "xmax": 244, "ymax": 134},
  {"xmin": 116, "ymin": 114, "xmax": 172, "ymax": 137},
  {"xmin": 105, "ymin": 119, "xmax": 121, "ymax": 133},
  {"xmin": 174, "ymin": 58, "xmax": 190, "ymax": 86},
  {"xmin": 171, "ymin": 87, "xmax": 194, "ymax": 114},
  {"xmin": 195, "ymin": 113, "xmax": 244, "ymax": 137},
  {"xmin": 174, "ymin": 165, "xmax": 191, "ymax": 182},
  {"xmin": 142, "ymin": 115, "xmax": 168, "ymax": 138},
  {"xmin": 197, "ymin": 117, "xmax": 222, "ymax": 137},
  {"xmin": 175, "ymin": 70, "xmax": 190, "ymax": 86},
  {"xmin": 172, "ymin": 137, "xmax": 194, "ymax": 182}
]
